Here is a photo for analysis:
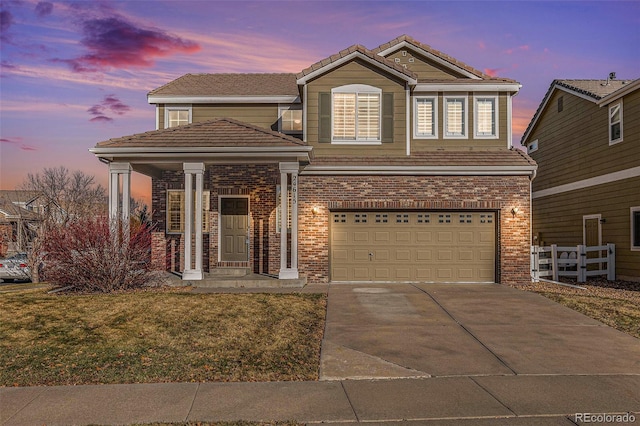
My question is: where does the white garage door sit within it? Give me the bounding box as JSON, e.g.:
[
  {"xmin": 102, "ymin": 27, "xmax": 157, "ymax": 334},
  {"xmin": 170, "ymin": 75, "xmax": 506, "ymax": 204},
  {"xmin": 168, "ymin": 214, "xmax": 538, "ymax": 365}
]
[{"xmin": 330, "ymin": 211, "xmax": 496, "ymax": 283}]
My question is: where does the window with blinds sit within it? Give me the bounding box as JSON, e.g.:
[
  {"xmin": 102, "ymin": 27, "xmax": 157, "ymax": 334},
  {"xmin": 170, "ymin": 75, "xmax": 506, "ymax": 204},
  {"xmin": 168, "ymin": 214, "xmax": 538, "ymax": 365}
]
[
  {"xmin": 609, "ymin": 101, "xmax": 623, "ymax": 145},
  {"xmin": 414, "ymin": 97, "xmax": 436, "ymax": 138},
  {"xmin": 444, "ymin": 97, "xmax": 466, "ymax": 138},
  {"xmin": 332, "ymin": 85, "xmax": 381, "ymax": 142},
  {"xmin": 475, "ymin": 97, "xmax": 497, "ymax": 137},
  {"xmin": 166, "ymin": 108, "xmax": 190, "ymax": 128},
  {"xmin": 166, "ymin": 190, "xmax": 210, "ymax": 233}
]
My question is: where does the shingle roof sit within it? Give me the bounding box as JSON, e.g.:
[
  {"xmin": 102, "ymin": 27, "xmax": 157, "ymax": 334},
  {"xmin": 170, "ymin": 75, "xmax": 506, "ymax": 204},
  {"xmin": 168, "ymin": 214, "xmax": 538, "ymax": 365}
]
[
  {"xmin": 372, "ymin": 35, "xmax": 508, "ymax": 81},
  {"xmin": 148, "ymin": 73, "xmax": 299, "ymax": 97},
  {"xmin": 554, "ymin": 79, "xmax": 632, "ymax": 100},
  {"xmin": 308, "ymin": 148, "xmax": 536, "ymax": 168},
  {"xmin": 521, "ymin": 78, "xmax": 636, "ymax": 145},
  {"xmin": 0, "ymin": 197, "xmax": 41, "ymax": 221},
  {"xmin": 296, "ymin": 44, "xmax": 417, "ymax": 81},
  {"xmin": 95, "ymin": 118, "xmax": 307, "ymax": 148}
]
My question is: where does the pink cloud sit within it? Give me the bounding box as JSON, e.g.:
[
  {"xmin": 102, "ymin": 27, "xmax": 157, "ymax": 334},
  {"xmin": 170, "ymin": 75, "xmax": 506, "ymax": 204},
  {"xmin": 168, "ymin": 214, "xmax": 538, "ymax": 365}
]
[
  {"xmin": 35, "ymin": 2, "xmax": 54, "ymax": 18},
  {"xmin": 59, "ymin": 16, "xmax": 201, "ymax": 72},
  {"xmin": 484, "ymin": 68, "xmax": 504, "ymax": 77},
  {"xmin": 504, "ymin": 45, "xmax": 530, "ymax": 55},
  {"xmin": 87, "ymin": 94, "xmax": 131, "ymax": 122},
  {"xmin": 0, "ymin": 137, "xmax": 38, "ymax": 152},
  {"xmin": 20, "ymin": 145, "xmax": 38, "ymax": 151},
  {"xmin": 478, "ymin": 41, "xmax": 486, "ymax": 50}
]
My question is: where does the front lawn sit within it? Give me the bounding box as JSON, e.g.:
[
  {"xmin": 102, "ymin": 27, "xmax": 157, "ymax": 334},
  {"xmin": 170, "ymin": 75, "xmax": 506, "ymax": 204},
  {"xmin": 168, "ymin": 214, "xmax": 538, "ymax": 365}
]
[{"xmin": 0, "ymin": 289, "xmax": 326, "ymax": 387}]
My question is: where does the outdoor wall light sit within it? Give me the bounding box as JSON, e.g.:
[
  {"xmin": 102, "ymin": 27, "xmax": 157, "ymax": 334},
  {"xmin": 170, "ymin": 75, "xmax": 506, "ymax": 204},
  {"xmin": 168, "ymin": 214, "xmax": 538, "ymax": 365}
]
[
  {"xmin": 311, "ymin": 206, "xmax": 321, "ymax": 215},
  {"xmin": 511, "ymin": 207, "xmax": 520, "ymax": 217}
]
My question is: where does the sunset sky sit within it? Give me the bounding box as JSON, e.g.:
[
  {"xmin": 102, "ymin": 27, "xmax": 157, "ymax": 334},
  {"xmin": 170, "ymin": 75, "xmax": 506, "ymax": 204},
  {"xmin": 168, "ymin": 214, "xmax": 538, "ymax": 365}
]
[{"xmin": 1, "ymin": 0, "xmax": 639, "ymax": 204}]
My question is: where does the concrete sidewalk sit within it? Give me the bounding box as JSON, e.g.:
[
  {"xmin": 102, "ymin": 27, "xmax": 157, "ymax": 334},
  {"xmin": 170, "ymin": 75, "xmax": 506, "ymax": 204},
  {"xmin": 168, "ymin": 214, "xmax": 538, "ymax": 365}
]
[
  {"xmin": 2, "ymin": 283, "xmax": 640, "ymax": 425},
  {"xmin": 2, "ymin": 375, "xmax": 639, "ymax": 425}
]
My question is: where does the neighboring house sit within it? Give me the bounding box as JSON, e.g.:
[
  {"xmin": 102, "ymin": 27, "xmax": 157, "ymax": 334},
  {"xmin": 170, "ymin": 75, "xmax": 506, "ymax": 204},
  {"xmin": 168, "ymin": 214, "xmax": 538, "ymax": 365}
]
[
  {"xmin": 91, "ymin": 35, "xmax": 536, "ymax": 285},
  {"xmin": 521, "ymin": 77, "xmax": 640, "ymax": 281},
  {"xmin": 0, "ymin": 191, "xmax": 44, "ymax": 256}
]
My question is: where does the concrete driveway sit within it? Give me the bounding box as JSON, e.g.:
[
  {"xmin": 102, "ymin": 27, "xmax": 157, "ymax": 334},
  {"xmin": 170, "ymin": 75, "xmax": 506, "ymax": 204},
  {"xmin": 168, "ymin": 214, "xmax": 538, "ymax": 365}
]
[{"xmin": 321, "ymin": 283, "xmax": 640, "ymax": 379}]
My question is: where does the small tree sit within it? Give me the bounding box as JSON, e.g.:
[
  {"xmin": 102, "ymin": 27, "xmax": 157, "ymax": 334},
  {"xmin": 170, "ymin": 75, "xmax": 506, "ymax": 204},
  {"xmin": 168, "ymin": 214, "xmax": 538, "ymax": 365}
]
[
  {"xmin": 42, "ymin": 216, "xmax": 164, "ymax": 292},
  {"xmin": 19, "ymin": 166, "xmax": 107, "ymax": 283}
]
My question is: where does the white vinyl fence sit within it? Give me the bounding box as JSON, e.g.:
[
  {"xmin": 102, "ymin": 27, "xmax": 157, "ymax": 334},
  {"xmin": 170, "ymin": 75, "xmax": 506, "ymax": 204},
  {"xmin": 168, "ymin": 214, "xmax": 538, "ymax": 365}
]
[{"xmin": 531, "ymin": 244, "xmax": 615, "ymax": 283}]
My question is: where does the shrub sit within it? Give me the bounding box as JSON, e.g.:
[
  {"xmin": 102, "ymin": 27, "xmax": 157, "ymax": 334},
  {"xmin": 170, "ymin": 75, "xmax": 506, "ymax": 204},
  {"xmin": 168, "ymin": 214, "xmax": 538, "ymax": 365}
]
[{"xmin": 42, "ymin": 217, "xmax": 164, "ymax": 292}]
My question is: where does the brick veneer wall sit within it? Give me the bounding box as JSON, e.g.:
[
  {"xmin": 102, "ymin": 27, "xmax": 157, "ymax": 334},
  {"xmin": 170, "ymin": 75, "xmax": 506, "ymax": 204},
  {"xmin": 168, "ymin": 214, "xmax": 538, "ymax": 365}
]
[
  {"xmin": 297, "ymin": 174, "xmax": 532, "ymax": 285},
  {"xmin": 150, "ymin": 165, "xmax": 280, "ymax": 274}
]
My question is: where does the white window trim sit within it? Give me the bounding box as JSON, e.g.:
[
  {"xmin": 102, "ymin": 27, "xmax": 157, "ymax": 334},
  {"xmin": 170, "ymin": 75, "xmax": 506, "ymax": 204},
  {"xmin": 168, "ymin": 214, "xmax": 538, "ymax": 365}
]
[
  {"xmin": 527, "ymin": 139, "xmax": 539, "ymax": 154},
  {"xmin": 278, "ymin": 104, "xmax": 303, "ymax": 135},
  {"xmin": 631, "ymin": 206, "xmax": 640, "ymax": 251},
  {"xmin": 166, "ymin": 189, "xmax": 209, "ymax": 234},
  {"xmin": 164, "ymin": 105, "xmax": 192, "ymax": 129},
  {"xmin": 443, "ymin": 95, "xmax": 468, "ymax": 139},
  {"xmin": 609, "ymin": 100, "xmax": 623, "ymax": 145},
  {"xmin": 331, "ymin": 84, "xmax": 382, "ymax": 145},
  {"xmin": 413, "ymin": 95, "xmax": 438, "ymax": 139},
  {"xmin": 474, "ymin": 94, "xmax": 499, "ymax": 139}
]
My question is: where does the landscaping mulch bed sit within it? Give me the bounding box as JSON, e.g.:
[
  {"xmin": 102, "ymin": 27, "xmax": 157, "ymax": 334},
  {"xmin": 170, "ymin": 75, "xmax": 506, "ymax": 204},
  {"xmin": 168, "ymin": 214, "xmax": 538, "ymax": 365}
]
[{"xmin": 519, "ymin": 277, "xmax": 640, "ymax": 338}]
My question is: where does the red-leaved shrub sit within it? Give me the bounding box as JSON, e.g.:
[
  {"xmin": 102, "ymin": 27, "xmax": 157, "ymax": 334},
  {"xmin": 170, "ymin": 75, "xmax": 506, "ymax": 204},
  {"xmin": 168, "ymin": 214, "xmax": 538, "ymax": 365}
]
[{"xmin": 42, "ymin": 217, "xmax": 164, "ymax": 292}]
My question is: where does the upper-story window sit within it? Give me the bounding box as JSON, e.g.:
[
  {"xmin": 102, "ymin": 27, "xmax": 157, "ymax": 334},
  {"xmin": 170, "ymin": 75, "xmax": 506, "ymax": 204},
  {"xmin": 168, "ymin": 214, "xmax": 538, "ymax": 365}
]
[
  {"xmin": 444, "ymin": 95, "xmax": 467, "ymax": 138},
  {"xmin": 332, "ymin": 84, "xmax": 381, "ymax": 143},
  {"xmin": 631, "ymin": 206, "xmax": 640, "ymax": 251},
  {"xmin": 279, "ymin": 105, "xmax": 303, "ymax": 135},
  {"xmin": 165, "ymin": 105, "xmax": 192, "ymax": 128},
  {"xmin": 414, "ymin": 96, "xmax": 437, "ymax": 138},
  {"xmin": 474, "ymin": 95, "xmax": 498, "ymax": 138},
  {"xmin": 609, "ymin": 101, "xmax": 623, "ymax": 145}
]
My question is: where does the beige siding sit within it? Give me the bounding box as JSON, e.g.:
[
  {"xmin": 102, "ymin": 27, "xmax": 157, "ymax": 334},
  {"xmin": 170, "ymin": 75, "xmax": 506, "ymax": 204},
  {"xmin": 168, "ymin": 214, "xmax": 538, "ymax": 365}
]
[
  {"xmin": 410, "ymin": 92, "xmax": 510, "ymax": 151},
  {"xmin": 528, "ymin": 89, "xmax": 640, "ymax": 192},
  {"xmin": 306, "ymin": 59, "xmax": 407, "ymax": 157},
  {"xmin": 157, "ymin": 104, "xmax": 280, "ymax": 130},
  {"xmin": 382, "ymin": 49, "xmax": 464, "ymax": 80},
  {"xmin": 532, "ymin": 176, "xmax": 640, "ymax": 279}
]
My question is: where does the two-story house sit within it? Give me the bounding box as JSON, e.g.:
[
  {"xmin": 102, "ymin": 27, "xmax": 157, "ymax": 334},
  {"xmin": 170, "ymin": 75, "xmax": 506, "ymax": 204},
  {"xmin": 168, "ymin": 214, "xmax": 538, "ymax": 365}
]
[
  {"xmin": 521, "ymin": 77, "xmax": 640, "ymax": 281},
  {"xmin": 91, "ymin": 35, "xmax": 536, "ymax": 285}
]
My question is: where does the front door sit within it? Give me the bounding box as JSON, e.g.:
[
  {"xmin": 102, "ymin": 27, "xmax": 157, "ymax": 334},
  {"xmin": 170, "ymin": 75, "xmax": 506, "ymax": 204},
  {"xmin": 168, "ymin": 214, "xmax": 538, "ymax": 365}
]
[
  {"xmin": 220, "ymin": 198, "xmax": 249, "ymax": 262},
  {"xmin": 584, "ymin": 215, "xmax": 601, "ymax": 271}
]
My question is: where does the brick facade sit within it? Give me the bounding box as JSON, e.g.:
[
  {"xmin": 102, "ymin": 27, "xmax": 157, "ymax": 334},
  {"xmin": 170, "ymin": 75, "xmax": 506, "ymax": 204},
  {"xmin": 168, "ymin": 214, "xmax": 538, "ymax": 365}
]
[
  {"xmin": 298, "ymin": 174, "xmax": 531, "ymax": 285},
  {"xmin": 150, "ymin": 167, "xmax": 532, "ymax": 285}
]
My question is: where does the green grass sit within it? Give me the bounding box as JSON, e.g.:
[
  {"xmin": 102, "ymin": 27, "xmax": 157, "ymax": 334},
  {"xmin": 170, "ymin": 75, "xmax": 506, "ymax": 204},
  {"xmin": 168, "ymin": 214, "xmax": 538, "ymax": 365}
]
[{"xmin": 0, "ymin": 289, "xmax": 326, "ymax": 386}]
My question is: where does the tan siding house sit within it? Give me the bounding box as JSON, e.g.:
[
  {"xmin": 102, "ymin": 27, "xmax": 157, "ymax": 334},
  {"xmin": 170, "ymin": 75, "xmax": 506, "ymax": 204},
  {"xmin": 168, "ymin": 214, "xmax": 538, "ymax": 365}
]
[
  {"xmin": 91, "ymin": 35, "xmax": 536, "ymax": 285},
  {"xmin": 522, "ymin": 78, "xmax": 640, "ymax": 281}
]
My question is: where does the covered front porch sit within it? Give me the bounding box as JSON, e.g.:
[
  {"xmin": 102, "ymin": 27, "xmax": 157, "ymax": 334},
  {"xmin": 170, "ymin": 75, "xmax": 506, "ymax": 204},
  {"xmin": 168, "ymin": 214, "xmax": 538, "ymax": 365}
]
[{"xmin": 90, "ymin": 118, "xmax": 313, "ymax": 282}]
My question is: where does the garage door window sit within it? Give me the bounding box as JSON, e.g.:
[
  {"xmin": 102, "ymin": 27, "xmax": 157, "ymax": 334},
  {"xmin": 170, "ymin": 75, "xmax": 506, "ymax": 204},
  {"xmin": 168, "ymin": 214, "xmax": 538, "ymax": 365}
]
[{"xmin": 375, "ymin": 214, "xmax": 389, "ymax": 223}]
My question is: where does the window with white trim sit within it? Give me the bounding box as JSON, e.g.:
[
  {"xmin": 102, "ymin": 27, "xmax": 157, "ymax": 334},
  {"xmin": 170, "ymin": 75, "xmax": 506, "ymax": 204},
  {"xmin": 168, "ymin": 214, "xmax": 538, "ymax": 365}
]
[
  {"xmin": 631, "ymin": 206, "xmax": 640, "ymax": 251},
  {"xmin": 527, "ymin": 139, "xmax": 539, "ymax": 154},
  {"xmin": 165, "ymin": 105, "xmax": 192, "ymax": 128},
  {"xmin": 166, "ymin": 190, "xmax": 210, "ymax": 233},
  {"xmin": 474, "ymin": 95, "xmax": 498, "ymax": 138},
  {"xmin": 279, "ymin": 104, "xmax": 303, "ymax": 134},
  {"xmin": 414, "ymin": 96, "xmax": 437, "ymax": 138},
  {"xmin": 444, "ymin": 96, "xmax": 467, "ymax": 138},
  {"xmin": 332, "ymin": 84, "xmax": 381, "ymax": 142},
  {"xmin": 609, "ymin": 101, "xmax": 623, "ymax": 145}
]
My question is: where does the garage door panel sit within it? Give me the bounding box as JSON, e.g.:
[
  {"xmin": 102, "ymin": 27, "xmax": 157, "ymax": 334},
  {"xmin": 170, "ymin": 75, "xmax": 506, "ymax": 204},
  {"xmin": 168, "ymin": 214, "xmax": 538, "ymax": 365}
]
[{"xmin": 331, "ymin": 211, "xmax": 496, "ymax": 283}]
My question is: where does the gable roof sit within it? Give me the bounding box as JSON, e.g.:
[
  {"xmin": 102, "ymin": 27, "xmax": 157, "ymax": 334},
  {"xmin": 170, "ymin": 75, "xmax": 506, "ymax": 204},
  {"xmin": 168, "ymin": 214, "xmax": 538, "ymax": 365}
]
[
  {"xmin": 372, "ymin": 34, "xmax": 496, "ymax": 81},
  {"xmin": 521, "ymin": 78, "xmax": 637, "ymax": 145},
  {"xmin": 296, "ymin": 44, "xmax": 418, "ymax": 84},
  {"xmin": 0, "ymin": 197, "xmax": 41, "ymax": 221},
  {"xmin": 95, "ymin": 117, "xmax": 307, "ymax": 149}
]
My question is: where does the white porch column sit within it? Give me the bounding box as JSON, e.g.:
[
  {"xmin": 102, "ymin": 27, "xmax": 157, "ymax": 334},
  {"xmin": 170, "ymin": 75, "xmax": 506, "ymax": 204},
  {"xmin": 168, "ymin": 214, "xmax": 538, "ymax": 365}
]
[
  {"xmin": 279, "ymin": 162, "xmax": 299, "ymax": 279},
  {"xmin": 183, "ymin": 163, "xmax": 204, "ymax": 280},
  {"xmin": 108, "ymin": 162, "xmax": 132, "ymax": 223}
]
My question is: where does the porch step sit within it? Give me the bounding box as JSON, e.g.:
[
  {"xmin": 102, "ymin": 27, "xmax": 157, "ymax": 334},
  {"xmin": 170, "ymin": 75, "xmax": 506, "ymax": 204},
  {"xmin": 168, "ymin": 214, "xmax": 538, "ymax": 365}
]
[
  {"xmin": 207, "ymin": 267, "xmax": 251, "ymax": 277},
  {"xmin": 190, "ymin": 273, "xmax": 306, "ymax": 289}
]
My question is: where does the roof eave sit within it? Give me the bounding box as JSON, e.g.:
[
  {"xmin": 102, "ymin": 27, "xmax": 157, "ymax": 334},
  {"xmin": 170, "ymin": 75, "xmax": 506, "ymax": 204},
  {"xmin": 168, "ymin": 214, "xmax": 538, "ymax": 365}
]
[
  {"xmin": 296, "ymin": 51, "xmax": 417, "ymax": 85},
  {"xmin": 147, "ymin": 95, "xmax": 301, "ymax": 104},
  {"xmin": 415, "ymin": 83, "xmax": 521, "ymax": 92}
]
